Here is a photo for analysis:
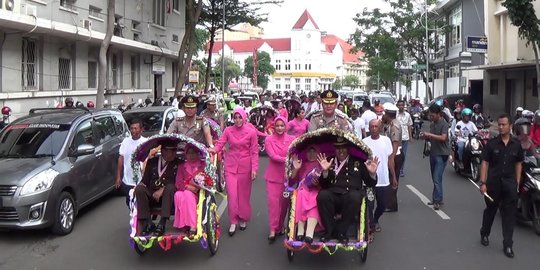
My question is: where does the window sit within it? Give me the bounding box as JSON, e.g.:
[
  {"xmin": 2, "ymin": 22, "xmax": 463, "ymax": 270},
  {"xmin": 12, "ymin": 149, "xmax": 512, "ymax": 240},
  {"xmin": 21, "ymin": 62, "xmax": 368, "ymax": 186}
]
[
  {"xmin": 60, "ymin": 0, "xmax": 77, "ymax": 10},
  {"xmin": 114, "ymin": 15, "xmax": 123, "ymax": 37},
  {"xmin": 275, "ymin": 59, "xmax": 281, "ymax": 70},
  {"xmin": 295, "ymin": 84, "xmax": 301, "ymax": 91},
  {"xmin": 165, "ymin": 111, "xmax": 176, "ymax": 130},
  {"xmin": 449, "ymin": 64, "xmax": 459, "ymax": 77},
  {"xmin": 94, "ymin": 117, "xmax": 117, "ymax": 145},
  {"xmin": 88, "ymin": 61, "xmax": 97, "ymax": 89},
  {"xmin": 172, "ymin": 34, "xmax": 179, "ymax": 43},
  {"xmin": 285, "ymin": 59, "xmax": 291, "ymax": 70},
  {"xmin": 59, "ymin": 58, "xmax": 71, "ymax": 90},
  {"xmin": 89, "ymin": 5, "xmax": 101, "ymax": 18},
  {"xmin": 130, "ymin": 55, "xmax": 139, "ymax": 88},
  {"xmin": 111, "ymin": 53, "xmax": 119, "ymax": 88},
  {"xmin": 305, "ymin": 84, "xmax": 311, "ymax": 91},
  {"xmin": 450, "ymin": 6, "xmax": 462, "ymax": 47},
  {"xmin": 71, "ymin": 120, "xmax": 94, "ymax": 149},
  {"xmin": 153, "ymin": 0, "xmax": 166, "ymax": 26},
  {"xmin": 285, "ymin": 84, "xmax": 291, "ymax": 90},
  {"xmin": 275, "ymin": 84, "xmax": 281, "ymax": 89},
  {"xmin": 172, "ymin": 61, "xmax": 178, "ymax": 87},
  {"xmin": 490, "ymin": 79, "xmax": 498, "ymax": 95},
  {"xmin": 295, "ymin": 78, "xmax": 301, "ymax": 84},
  {"xmin": 112, "ymin": 114, "xmax": 128, "ymax": 136},
  {"xmin": 173, "ymin": 0, "xmax": 180, "ymax": 11},
  {"xmin": 305, "ymin": 78, "xmax": 311, "ymax": 84},
  {"xmin": 22, "ymin": 38, "xmax": 38, "ymax": 90},
  {"xmin": 132, "ymin": 20, "xmax": 141, "ymax": 31}
]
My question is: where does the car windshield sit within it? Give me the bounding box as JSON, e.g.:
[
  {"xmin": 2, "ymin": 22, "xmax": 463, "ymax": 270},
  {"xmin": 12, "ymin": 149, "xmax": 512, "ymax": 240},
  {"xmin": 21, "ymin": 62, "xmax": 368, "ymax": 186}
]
[
  {"xmin": 373, "ymin": 96, "xmax": 395, "ymax": 104},
  {"xmin": 123, "ymin": 112, "xmax": 164, "ymax": 132},
  {"xmin": 0, "ymin": 123, "xmax": 70, "ymax": 158},
  {"xmin": 354, "ymin": 95, "xmax": 368, "ymax": 102}
]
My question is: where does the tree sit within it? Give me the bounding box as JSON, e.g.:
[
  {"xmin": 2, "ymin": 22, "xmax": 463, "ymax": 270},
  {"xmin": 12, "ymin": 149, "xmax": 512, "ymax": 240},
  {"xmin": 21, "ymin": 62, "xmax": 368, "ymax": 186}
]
[
  {"xmin": 214, "ymin": 57, "xmax": 241, "ymax": 91},
  {"xmin": 333, "ymin": 77, "xmax": 342, "ymax": 90},
  {"xmin": 194, "ymin": 28, "xmax": 210, "ymax": 57},
  {"xmin": 191, "ymin": 59, "xmax": 207, "ymax": 89},
  {"xmin": 200, "ymin": 0, "xmax": 280, "ymax": 92},
  {"xmin": 175, "ymin": 0, "xmax": 204, "ymax": 95},
  {"xmin": 96, "ymin": 0, "xmax": 114, "ymax": 108},
  {"xmin": 343, "ymin": 75, "xmax": 360, "ymax": 89},
  {"xmin": 503, "ymin": 0, "xmax": 540, "ymax": 108},
  {"xmin": 244, "ymin": 51, "xmax": 275, "ymax": 90},
  {"xmin": 352, "ymin": 0, "xmax": 441, "ymax": 100}
]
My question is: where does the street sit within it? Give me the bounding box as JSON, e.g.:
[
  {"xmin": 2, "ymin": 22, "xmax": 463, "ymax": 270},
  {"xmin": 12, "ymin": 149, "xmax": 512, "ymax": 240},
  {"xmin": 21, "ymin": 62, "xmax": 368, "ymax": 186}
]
[{"xmin": 0, "ymin": 139, "xmax": 538, "ymax": 270}]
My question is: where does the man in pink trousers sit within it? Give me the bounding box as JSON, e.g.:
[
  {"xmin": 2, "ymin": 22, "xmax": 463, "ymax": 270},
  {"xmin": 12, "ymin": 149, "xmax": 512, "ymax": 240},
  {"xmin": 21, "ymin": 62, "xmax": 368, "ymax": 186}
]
[{"xmin": 211, "ymin": 108, "xmax": 259, "ymax": 236}]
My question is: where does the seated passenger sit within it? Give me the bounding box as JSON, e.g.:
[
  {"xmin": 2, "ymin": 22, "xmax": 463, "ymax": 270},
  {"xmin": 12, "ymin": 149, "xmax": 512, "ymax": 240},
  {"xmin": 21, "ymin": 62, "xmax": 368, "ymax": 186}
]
[
  {"xmin": 173, "ymin": 145, "xmax": 205, "ymax": 234},
  {"xmin": 134, "ymin": 141, "xmax": 180, "ymax": 236},
  {"xmin": 290, "ymin": 146, "xmax": 323, "ymax": 244}
]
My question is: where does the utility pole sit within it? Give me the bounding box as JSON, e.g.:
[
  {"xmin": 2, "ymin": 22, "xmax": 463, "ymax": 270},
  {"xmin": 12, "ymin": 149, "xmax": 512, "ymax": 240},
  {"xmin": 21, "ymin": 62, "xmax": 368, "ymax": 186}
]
[
  {"xmin": 221, "ymin": 0, "xmax": 225, "ymax": 96},
  {"xmin": 425, "ymin": 0, "xmax": 430, "ymax": 99},
  {"xmin": 376, "ymin": 48, "xmax": 380, "ymax": 91}
]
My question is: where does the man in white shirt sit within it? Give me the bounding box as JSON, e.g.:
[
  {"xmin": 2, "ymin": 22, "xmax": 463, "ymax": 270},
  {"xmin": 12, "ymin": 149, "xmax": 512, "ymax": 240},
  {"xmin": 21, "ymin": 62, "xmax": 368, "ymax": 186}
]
[
  {"xmin": 310, "ymin": 96, "xmax": 323, "ymax": 112},
  {"xmin": 116, "ymin": 119, "xmax": 148, "ymax": 206},
  {"xmin": 454, "ymin": 110, "xmax": 478, "ymax": 163},
  {"xmin": 362, "ymin": 119, "xmax": 395, "ymax": 237},
  {"xmin": 397, "ymin": 100, "xmax": 413, "ymax": 177},
  {"xmin": 350, "ymin": 108, "xmax": 366, "ymax": 139},
  {"xmin": 360, "ymin": 102, "xmax": 377, "ymax": 135}
]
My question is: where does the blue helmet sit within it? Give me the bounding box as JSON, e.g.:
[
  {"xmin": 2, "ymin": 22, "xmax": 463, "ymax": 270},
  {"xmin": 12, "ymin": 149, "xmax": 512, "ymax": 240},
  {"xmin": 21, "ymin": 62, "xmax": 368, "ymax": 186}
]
[
  {"xmin": 435, "ymin": 99, "xmax": 444, "ymax": 107},
  {"xmin": 461, "ymin": 108, "xmax": 473, "ymax": 117}
]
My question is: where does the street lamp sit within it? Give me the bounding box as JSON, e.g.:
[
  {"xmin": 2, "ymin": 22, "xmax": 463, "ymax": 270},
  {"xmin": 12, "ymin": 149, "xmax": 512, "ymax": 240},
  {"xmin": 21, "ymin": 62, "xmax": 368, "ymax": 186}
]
[
  {"xmin": 375, "ymin": 48, "xmax": 380, "ymax": 91},
  {"xmin": 425, "ymin": 0, "xmax": 429, "ymax": 96}
]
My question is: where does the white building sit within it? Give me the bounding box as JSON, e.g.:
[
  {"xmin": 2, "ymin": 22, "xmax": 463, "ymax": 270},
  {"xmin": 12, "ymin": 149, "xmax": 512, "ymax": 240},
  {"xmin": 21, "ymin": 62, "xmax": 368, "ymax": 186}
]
[
  {"xmin": 0, "ymin": 0, "xmax": 185, "ymax": 118},
  {"xmin": 209, "ymin": 10, "xmax": 366, "ymax": 93}
]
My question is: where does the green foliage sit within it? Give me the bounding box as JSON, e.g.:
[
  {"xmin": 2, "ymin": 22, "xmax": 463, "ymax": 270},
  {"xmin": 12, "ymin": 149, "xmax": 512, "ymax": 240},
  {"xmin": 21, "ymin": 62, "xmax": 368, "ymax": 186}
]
[
  {"xmin": 343, "ymin": 75, "xmax": 360, "ymax": 89},
  {"xmin": 333, "ymin": 77, "xmax": 343, "ymax": 90},
  {"xmin": 244, "ymin": 51, "xmax": 276, "ymax": 90},
  {"xmin": 193, "ymin": 28, "xmax": 210, "ymax": 56},
  {"xmin": 191, "ymin": 59, "xmax": 207, "ymax": 88},
  {"xmin": 503, "ymin": 0, "xmax": 540, "ymax": 47},
  {"xmin": 214, "ymin": 57, "xmax": 242, "ymax": 91}
]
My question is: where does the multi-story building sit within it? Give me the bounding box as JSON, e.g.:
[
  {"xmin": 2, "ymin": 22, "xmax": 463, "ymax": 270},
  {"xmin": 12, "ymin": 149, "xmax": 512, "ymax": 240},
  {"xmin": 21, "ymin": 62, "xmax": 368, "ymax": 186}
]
[
  {"xmin": 0, "ymin": 0, "xmax": 184, "ymax": 118},
  {"xmin": 209, "ymin": 10, "xmax": 366, "ymax": 93},
  {"xmin": 479, "ymin": 0, "xmax": 540, "ymax": 116},
  {"xmin": 431, "ymin": 0, "xmax": 485, "ymax": 101}
]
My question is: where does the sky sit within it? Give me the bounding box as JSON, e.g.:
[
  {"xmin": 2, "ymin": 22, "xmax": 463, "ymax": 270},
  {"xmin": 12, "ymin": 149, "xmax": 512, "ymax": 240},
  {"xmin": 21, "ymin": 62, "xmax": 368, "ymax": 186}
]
[{"xmin": 258, "ymin": 0, "xmax": 388, "ymax": 40}]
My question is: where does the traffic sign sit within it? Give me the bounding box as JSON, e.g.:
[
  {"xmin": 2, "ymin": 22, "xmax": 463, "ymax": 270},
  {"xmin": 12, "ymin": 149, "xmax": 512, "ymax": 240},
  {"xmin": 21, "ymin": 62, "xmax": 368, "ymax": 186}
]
[{"xmin": 413, "ymin": 64, "xmax": 426, "ymax": 70}]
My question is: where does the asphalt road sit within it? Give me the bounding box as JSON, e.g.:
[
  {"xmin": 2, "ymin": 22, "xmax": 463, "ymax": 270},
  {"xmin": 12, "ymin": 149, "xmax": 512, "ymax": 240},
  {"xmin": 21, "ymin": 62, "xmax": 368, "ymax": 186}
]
[{"xmin": 0, "ymin": 139, "xmax": 539, "ymax": 270}]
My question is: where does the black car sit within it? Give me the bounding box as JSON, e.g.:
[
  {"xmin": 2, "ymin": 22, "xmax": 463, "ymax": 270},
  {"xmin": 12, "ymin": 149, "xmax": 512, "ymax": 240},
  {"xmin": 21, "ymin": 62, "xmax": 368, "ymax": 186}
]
[
  {"xmin": 421, "ymin": 94, "xmax": 476, "ymax": 120},
  {"xmin": 122, "ymin": 106, "xmax": 178, "ymax": 137},
  {"xmin": 0, "ymin": 107, "xmax": 128, "ymax": 235}
]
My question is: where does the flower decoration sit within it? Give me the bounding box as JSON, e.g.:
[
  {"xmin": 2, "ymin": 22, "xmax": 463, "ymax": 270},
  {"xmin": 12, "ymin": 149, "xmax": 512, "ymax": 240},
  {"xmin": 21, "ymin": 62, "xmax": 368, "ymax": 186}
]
[{"xmin": 192, "ymin": 172, "xmax": 214, "ymax": 188}]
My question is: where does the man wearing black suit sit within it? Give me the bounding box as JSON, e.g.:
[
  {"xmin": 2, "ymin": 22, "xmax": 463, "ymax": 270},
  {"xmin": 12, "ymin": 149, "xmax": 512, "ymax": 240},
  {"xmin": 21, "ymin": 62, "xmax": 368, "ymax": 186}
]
[{"xmin": 316, "ymin": 136, "xmax": 379, "ymax": 243}]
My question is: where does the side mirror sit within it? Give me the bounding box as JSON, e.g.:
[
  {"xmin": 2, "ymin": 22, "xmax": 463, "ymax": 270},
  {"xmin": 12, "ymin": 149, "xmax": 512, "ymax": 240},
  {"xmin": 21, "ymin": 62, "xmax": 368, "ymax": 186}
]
[{"xmin": 70, "ymin": 144, "xmax": 95, "ymax": 157}]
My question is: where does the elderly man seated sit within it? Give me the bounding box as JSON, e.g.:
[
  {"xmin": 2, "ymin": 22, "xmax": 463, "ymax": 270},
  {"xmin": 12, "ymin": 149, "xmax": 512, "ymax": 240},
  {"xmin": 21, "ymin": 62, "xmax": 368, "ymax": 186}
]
[
  {"xmin": 316, "ymin": 137, "xmax": 379, "ymax": 243},
  {"xmin": 134, "ymin": 141, "xmax": 180, "ymax": 236}
]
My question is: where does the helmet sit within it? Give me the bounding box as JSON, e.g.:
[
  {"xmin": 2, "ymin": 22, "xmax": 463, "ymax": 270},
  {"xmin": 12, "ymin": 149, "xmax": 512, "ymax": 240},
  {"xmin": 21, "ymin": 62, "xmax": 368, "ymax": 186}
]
[
  {"xmin": 456, "ymin": 99, "xmax": 464, "ymax": 104},
  {"xmin": 516, "ymin": 106, "xmax": 524, "ymax": 112},
  {"xmin": 435, "ymin": 99, "xmax": 443, "ymax": 107},
  {"xmin": 65, "ymin": 97, "xmax": 74, "ymax": 104},
  {"xmin": 514, "ymin": 118, "xmax": 531, "ymax": 136},
  {"xmin": 461, "ymin": 108, "xmax": 473, "ymax": 117},
  {"xmin": 473, "ymin": 104, "xmax": 481, "ymax": 110},
  {"xmin": 87, "ymin": 101, "xmax": 95, "ymax": 108},
  {"xmin": 75, "ymin": 101, "xmax": 84, "ymax": 108},
  {"xmin": 523, "ymin": 110, "xmax": 534, "ymax": 118},
  {"xmin": 1, "ymin": 106, "xmax": 11, "ymax": 116}
]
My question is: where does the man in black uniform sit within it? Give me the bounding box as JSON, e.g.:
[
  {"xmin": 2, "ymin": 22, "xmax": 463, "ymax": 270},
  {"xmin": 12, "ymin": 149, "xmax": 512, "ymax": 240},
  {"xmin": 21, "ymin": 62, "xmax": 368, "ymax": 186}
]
[
  {"xmin": 134, "ymin": 141, "xmax": 180, "ymax": 236},
  {"xmin": 479, "ymin": 114, "xmax": 523, "ymax": 258},
  {"xmin": 316, "ymin": 136, "xmax": 379, "ymax": 243}
]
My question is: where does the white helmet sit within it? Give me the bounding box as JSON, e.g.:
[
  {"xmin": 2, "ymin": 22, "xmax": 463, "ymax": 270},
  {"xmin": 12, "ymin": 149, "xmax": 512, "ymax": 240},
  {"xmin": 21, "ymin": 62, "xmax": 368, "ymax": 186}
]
[{"xmin": 516, "ymin": 106, "xmax": 524, "ymax": 112}]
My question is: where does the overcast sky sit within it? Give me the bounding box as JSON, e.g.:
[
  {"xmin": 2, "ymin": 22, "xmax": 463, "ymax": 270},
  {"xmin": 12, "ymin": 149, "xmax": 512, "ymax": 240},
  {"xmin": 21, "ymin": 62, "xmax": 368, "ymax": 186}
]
[{"xmin": 258, "ymin": 0, "xmax": 388, "ymax": 40}]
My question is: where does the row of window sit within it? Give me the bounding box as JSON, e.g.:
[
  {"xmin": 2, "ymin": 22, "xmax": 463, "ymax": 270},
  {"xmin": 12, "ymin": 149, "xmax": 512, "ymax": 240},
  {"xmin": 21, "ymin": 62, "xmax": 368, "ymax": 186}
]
[
  {"xmin": 275, "ymin": 59, "xmax": 312, "ymax": 71},
  {"xmin": 433, "ymin": 64, "xmax": 461, "ymax": 79},
  {"xmin": 21, "ymin": 38, "xmax": 140, "ymax": 91}
]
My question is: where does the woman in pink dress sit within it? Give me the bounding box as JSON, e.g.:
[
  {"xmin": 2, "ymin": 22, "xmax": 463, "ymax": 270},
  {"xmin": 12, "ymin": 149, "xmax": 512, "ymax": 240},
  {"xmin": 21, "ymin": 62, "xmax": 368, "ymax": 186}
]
[
  {"xmin": 278, "ymin": 101, "xmax": 289, "ymax": 120},
  {"xmin": 287, "ymin": 108, "xmax": 309, "ymax": 138},
  {"xmin": 264, "ymin": 116, "xmax": 295, "ymax": 243},
  {"xmin": 173, "ymin": 145, "xmax": 205, "ymax": 233},
  {"xmin": 210, "ymin": 108, "xmax": 259, "ymax": 236},
  {"xmin": 290, "ymin": 145, "xmax": 322, "ymax": 244}
]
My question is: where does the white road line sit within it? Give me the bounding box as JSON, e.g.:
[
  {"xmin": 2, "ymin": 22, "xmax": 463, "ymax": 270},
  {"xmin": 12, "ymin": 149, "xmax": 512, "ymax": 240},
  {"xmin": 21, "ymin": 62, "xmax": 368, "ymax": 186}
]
[
  {"xmin": 217, "ymin": 197, "xmax": 227, "ymax": 216},
  {"xmin": 406, "ymin": 184, "xmax": 451, "ymax": 220}
]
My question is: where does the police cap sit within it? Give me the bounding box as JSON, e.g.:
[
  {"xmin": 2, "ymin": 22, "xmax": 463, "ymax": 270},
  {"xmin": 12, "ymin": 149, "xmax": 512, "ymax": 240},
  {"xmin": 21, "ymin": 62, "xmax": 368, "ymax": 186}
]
[
  {"xmin": 181, "ymin": 95, "xmax": 199, "ymax": 108},
  {"xmin": 320, "ymin": 90, "xmax": 338, "ymax": 104}
]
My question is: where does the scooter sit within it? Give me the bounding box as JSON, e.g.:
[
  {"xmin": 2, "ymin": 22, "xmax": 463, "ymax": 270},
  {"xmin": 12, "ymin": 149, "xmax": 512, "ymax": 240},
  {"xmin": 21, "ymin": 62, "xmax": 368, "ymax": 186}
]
[
  {"xmin": 519, "ymin": 153, "xmax": 540, "ymax": 235},
  {"xmin": 452, "ymin": 128, "xmax": 484, "ymax": 181},
  {"xmin": 412, "ymin": 113, "xmax": 423, "ymax": 139}
]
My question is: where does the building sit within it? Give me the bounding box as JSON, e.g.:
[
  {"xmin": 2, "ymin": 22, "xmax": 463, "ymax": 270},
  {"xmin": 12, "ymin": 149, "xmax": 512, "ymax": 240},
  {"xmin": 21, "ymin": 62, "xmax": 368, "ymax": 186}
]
[
  {"xmin": 477, "ymin": 0, "xmax": 540, "ymax": 117},
  {"xmin": 209, "ymin": 10, "xmax": 366, "ymax": 93},
  {"xmin": 215, "ymin": 23, "xmax": 263, "ymax": 42},
  {"xmin": 0, "ymin": 0, "xmax": 185, "ymax": 118}
]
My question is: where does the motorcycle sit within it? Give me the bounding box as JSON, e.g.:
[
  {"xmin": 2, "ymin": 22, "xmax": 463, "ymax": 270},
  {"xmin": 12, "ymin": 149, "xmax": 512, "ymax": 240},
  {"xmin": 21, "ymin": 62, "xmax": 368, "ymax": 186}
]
[
  {"xmin": 519, "ymin": 153, "xmax": 540, "ymax": 235},
  {"xmin": 412, "ymin": 113, "xmax": 423, "ymax": 139},
  {"xmin": 452, "ymin": 127, "xmax": 487, "ymax": 181}
]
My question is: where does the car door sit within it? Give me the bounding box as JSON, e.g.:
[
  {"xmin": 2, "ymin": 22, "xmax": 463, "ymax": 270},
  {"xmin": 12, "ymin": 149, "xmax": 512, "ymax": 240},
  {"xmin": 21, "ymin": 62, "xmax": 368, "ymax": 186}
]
[
  {"xmin": 92, "ymin": 115, "xmax": 121, "ymax": 197},
  {"xmin": 67, "ymin": 119, "xmax": 96, "ymax": 204}
]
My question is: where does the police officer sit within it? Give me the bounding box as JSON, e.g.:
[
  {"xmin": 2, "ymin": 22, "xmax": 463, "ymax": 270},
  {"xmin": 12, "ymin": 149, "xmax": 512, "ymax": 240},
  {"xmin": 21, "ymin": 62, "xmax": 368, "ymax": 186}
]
[
  {"xmin": 167, "ymin": 95, "xmax": 214, "ymax": 147},
  {"xmin": 381, "ymin": 103, "xmax": 403, "ymax": 212},
  {"xmin": 479, "ymin": 114, "xmax": 523, "ymax": 258},
  {"xmin": 308, "ymin": 90, "xmax": 352, "ymax": 132},
  {"xmin": 200, "ymin": 97, "xmax": 224, "ymax": 130}
]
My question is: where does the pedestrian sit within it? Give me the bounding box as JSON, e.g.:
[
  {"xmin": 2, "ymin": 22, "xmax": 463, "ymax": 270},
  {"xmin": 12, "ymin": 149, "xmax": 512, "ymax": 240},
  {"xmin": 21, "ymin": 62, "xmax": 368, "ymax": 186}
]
[
  {"xmin": 362, "ymin": 119, "xmax": 395, "ymax": 242},
  {"xmin": 397, "ymin": 100, "xmax": 413, "ymax": 177},
  {"xmin": 288, "ymin": 108, "xmax": 309, "ymax": 138},
  {"xmin": 479, "ymin": 114, "xmax": 523, "ymax": 258},
  {"xmin": 209, "ymin": 108, "xmax": 259, "ymax": 236},
  {"xmin": 420, "ymin": 104, "xmax": 451, "ymax": 210},
  {"xmin": 360, "ymin": 101, "xmax": 377, "ymax": 137},
  {"xmin": 310, "ymin": 95, "xmax": 323, "ymax": 112},
  {"xmin": 264, "ymin": 116, "xmax": 295, "ymax": 243},
  {"xmin": 350, "ymin": 108, "xmax": 366, "ymax": 139},
  {"xmin": 381, "ymin": 103, "xmax": 403, "ymax": 212},
  {"xmin": 115, "ymin": 119, "xmax": 148, "ymax": 207}
]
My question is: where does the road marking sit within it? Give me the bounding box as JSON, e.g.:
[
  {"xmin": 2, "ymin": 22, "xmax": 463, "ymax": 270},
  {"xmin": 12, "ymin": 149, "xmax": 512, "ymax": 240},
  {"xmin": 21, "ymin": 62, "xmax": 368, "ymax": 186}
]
[
  {"xmin": 217, "ymin": 197, "xmax": 227, "ymax": 216},
  {"xmin": 406, "ymin": 184, "xmax": 451, "ymax": 220}
]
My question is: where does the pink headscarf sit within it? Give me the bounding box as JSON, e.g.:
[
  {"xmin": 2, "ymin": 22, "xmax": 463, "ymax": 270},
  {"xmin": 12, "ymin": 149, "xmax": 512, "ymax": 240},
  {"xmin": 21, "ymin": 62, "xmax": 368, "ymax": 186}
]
[
  {"xmin": 274, "ymin": 116, "xmax": 289, "ymax": 133},
  {"xmin": 233, "ymin": 107, "xmax": 248, "ymax": 127}
]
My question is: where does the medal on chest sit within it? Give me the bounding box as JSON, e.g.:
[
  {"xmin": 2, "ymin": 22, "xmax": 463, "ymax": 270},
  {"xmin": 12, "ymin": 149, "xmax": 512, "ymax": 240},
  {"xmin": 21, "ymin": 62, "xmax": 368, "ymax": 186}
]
[{"xmin": 154, "ymin": 158, "xmax": 168, "ymax": 188}]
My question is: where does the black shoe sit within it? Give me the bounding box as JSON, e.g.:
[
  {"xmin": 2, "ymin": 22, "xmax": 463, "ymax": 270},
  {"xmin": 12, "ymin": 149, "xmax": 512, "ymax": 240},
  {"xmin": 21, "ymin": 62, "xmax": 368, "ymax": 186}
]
[
  {"xmin": 153, "ymin": 224, "xmax": 165, "ymax": 236},
  {"xmin": 503, "ymin": 247, "xmax": 514, "ymax": 258},
  {"xmin": 320, "ymin": 234, "xmax": 331, "ymax": 243},
  {"xmin": 295, "ymin": 235, "xmax": 305, "ymax": 241},
  {"xmin": 428, "ymin": 202, "xmax": 444, "ymax": 206},
  {"xmin": 304, "ymin": 236, "xmax": 313, "ymax": 244},
  {"xmin": 140, "ymin": 223, "xmax": 154, "ymax": 236},
  {"xmin": 228, "ymin": 225, "xmax": 236, "ymax": 237},
  {"xmin": 268, "ymin": 235, "xmax": 276, "ymax": 244},
  {"xmin": 480, "ymin": 235, "xmax": 489, "ymax": 246},
  {"xmin": 239, "ymin": 225, "xmax": 247, "ymax": 231},
  {"xmin": 433, "ymin": 203, "xmax": 440, "ymax": 210}
]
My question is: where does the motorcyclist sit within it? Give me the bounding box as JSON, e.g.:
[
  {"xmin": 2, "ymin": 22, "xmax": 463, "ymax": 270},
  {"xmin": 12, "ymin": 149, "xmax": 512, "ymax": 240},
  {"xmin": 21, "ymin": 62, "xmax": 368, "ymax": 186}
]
[
  {"xmin": 514, "ymin": 118, "xmax": 536, "ymax": 157},
  {"xmin": 471, "ymin": 104, "xmax": 488, "ymax": 129},
  {"xmin": 450, "ymin": 108, "xmax": 462, "ymax": 138},
  {"xmin": 87, "ymin": 101, "xmax": 95, "ymax": 108},
  {"xmin": 529, "ymin": 110, "xmax": 540, "ymax": 146},
  {"xmin": 522, "ymin": 110, "xmax": 534, "ymax": 123},
  {"xmin": 455, "ymin": 99, "xmax": 465, "ymax": 111},
  {"xmin": 514, "ymin": 107, "xmax": 524, "ymax": 123},
  {"xmin": 454, "ymin": 108, "xmax": 478, "ymax": 163},
  {"xmin": 64, "ymin": 97, "xmax": 75, "ymax": 108},
  {"xmin": 409, "ymin": 99, "xmax": 423, "ymax": 114}
]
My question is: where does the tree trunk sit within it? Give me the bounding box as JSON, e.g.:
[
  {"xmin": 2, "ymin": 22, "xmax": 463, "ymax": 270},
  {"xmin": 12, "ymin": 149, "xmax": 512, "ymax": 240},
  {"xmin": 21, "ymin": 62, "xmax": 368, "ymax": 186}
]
[
  {"xmin": 204, "ymin": 30, "xmax": 216, "ymax": 92},
  {"xmin": 534, "ymin": 42, "xmax": 540, "ymax": 110},
  {"xmin": 96, "ymin": 0, "xmax": 115, "ymax": 108},
  {"xmin": 174, "ymin": 0, "xmax": 203, "ymax": 95}
]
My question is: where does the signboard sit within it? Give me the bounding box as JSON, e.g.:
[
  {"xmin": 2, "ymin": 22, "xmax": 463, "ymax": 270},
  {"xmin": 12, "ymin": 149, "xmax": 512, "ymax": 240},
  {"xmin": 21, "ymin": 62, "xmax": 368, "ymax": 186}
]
[
  {"xmin": 466, "ymin": 36, "xmax": 488, "ymax": 53},
  {"xmin": 413, "ymin": 64, "xmax": 426, "ymax": 70},
  {"xmin": 189, "ymin": 70, "xmax": 199, "ymax": 84},
  {"xmin": 152, "ymin": 56, "xmax": 165, "ymax": 74}
]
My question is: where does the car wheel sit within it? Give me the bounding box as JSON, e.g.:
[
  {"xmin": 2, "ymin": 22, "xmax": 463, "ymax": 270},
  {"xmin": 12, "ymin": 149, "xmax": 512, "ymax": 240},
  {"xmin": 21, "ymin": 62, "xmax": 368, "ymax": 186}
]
[{"xmin": 51, "ymin": 191, "xmax": 76, "ymax": 235}]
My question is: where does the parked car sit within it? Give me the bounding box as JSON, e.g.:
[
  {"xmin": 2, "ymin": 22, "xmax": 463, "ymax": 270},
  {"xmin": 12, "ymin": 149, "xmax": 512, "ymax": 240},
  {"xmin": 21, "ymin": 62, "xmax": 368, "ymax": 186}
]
[
  {"xmin": 369, "ymin": 93, "xmax": 396, "ymax": 105},
  {"xmin": 421, "ymin": 94, "xmax": 475, "ymax": 120},
  {"xmin": 122, "ymin": 106, "xmax": 178, "ymax": 137},
  {"xmin": 352, "ymin": 93, "xmax": 369, "ymax": 107},
  {"xmin": 0, "ymin": 107, "xmax": 129, "ymax": 235}
]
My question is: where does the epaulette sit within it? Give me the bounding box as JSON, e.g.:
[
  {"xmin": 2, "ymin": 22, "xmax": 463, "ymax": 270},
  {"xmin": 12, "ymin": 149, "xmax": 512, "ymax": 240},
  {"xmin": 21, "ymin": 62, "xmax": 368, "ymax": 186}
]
[
  {"xmin": 311, "ymin": 112, "xmax": 322, "ymax": 117},
  {"xmin": 175, "ymin": 117, "xmax": 185, "ymax": 120},
  {"xmin": 196, "ymin": 116, "xmax": 204, "ymax": 121}
]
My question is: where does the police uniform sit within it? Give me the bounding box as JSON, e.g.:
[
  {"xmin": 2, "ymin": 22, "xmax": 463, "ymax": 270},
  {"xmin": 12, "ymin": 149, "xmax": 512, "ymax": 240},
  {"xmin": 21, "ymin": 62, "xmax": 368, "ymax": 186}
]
[
  {"xmin": 167, "ymin": 95, "xmax": 209, "ymax": 145},
  {"xmin": 382, "ymin": 107, "xmax": 403, "ymax": 212},
  {"xmin": 308, "ymin": 90, "xmax": 352, "ymax": 132},
  {"xmin": 200, "ymin": 98, "xmax": 224, "ymax": 126},
  {"xmin": 316, "ymin": 137, "xmax": 377, "ymax": 241}
]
